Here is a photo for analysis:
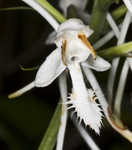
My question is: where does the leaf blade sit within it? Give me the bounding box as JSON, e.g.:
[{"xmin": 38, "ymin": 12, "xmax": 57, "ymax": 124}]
[{"xmin": 38, "ymin": 104, "xmax": 61, "ymax": 150}]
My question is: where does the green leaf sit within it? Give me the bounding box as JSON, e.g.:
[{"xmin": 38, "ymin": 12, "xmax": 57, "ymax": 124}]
[
  {"xmin": 112, "ymin": 5, "xmax": 127, "ymax": 21},
  {"xmin": 0, "ymin": 7, "xmax": 32, "ymax": 11},
  {"xmin": 89, "ymin": 0, "xmax": 114, "ymax": 42},
  {"xmin": 36, "ymin": 0, "xmax": 66, "ymax": 23},
  {"xmin": 98, "ymin": 41, "xmax": 132, "ymax": 60},
  {"xmin": 38, "ymin": 103, "xmax": 61, "ymax": 150}
]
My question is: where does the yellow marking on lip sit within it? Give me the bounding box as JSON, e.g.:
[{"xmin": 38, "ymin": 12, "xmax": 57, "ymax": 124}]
[
  {"xmin": 61, "ymin": 40, "xmax": 67, "ymax": 65},
  {"xmin": 78, "ymin": 34, "xmax": 96, "ymax": 59}
]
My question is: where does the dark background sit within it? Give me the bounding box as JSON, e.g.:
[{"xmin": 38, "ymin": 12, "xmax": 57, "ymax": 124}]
[{"xmin": 0, "ymin": 0, "xmax": 132, "ymax": 150}]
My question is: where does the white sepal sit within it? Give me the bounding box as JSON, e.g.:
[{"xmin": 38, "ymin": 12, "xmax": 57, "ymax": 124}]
[
  {"xmin": 35, "ymin": 48, "xmax": 66, "ymax": 87},
  {"xmin": 56, "ymin": 18, "xmax": 93, "ymax": 42},
  {"xmin": 45, "ymin": 31, "xmax": 57, "ymax": 45},
  {"xmin": 8, "ymin": 81, "xmax": 35, "ymax": 99},
  {"xmin": 82, "ymin": 55, "xmax": 111, "ymax": 71}
]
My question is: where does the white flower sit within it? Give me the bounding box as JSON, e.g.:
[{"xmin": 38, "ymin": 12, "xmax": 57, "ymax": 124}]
[{"xmin": 9, "ymin": 18, "xmax": 111, "ymax": 134}]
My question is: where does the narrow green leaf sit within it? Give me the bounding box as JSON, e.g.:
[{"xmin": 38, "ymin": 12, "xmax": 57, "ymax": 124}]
[
  {"xmin": 98, "ymin": 41, "xmax": 132, "ymax": 59},
  {"xmin": 89, "ymin": 0, "xmax": 114, "ymax": 42},
  {"xmin": 36, "ymin": 0, "xmax": 66, "ymax": 23},
  {"xmin": 0, "ymin": 7, "xmax": 32, "ymax": 11},
  {"xmin": 112, "ymin": 5, "xmax": 127, "ymax": 21},
  {"xmin": 38, "ymin": 104, "xmax": 62, "ymax": 150}
]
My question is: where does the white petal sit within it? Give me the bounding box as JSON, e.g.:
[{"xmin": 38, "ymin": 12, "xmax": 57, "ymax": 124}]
[
  {"xmin": 56, "ymin": 18, "xmax": 93, "ymax": 38},
  {"xmin": 45, "ymin": 31, "xmax": 57, "ymax": 45},
  {"xmin": 35, "ymin": 48, "xmax": 66, "ymax": 87},
  {"xmin": 55, "ymin": 19, "xmax": 94, "ymax": 48},
  {"xmin": 57, "ymin": 18, "xmax": 84, "ymax": 32},
  {"xmin": 82, "ymin": 55, "xmax": 111, "ymax": 71}
]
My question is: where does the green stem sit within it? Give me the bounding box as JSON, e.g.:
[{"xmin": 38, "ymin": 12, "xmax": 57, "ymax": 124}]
[
  {"xmin": 35, "ymin": 0, "xmax": 66, "ymax": 23},
  {"xmin": 0, "ymin": 6, "xmax": 32, "ymax": 11},
  {"xmin": 89, "ymin": 0, "xmax": 114, "ymax": 42},
  {"xmin": 38, "ymin": 104, "xmax": 61, "ymax": 150},
  {"xmin": 98, "ymin": 41, "xmax": 132, "ymax": 60}
]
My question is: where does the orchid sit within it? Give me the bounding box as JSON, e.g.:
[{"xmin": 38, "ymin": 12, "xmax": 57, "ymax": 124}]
[
  {"xmin": 3, "ymin": 0, "xmax": 132, "ymax": 150},
  {"xmin": 9, "ymin": 18, "xmax": 111, "ymax": 134}
]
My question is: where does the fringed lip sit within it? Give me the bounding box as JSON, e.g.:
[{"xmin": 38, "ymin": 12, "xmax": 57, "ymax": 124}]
[
  {"xmin": 66, "ymin": 90, "xmax": 103, "ymax": 134},
  {"xmin": 68, "ymin": 63, "xmax": 103, "ymax": 134}
]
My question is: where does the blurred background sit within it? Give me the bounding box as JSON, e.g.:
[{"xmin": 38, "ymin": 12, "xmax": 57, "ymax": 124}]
[{"xmin": 0, "ymin": 0, "xmax": 132, "ymax": 150}]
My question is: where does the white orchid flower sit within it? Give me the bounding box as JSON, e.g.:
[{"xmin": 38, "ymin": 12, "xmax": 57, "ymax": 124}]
[{"xmin": 9, "ymin": 18, "xmax": 111, "ymax": 134}]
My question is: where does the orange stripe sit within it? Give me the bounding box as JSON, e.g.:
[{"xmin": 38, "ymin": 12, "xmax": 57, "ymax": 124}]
[
  {"xmin": 61, "ymin": 40, "xmax": 67, "ymax": 65},
  {"xmin": 78, "ymin": 34, "xmax": 96, "ymax": 59}
]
